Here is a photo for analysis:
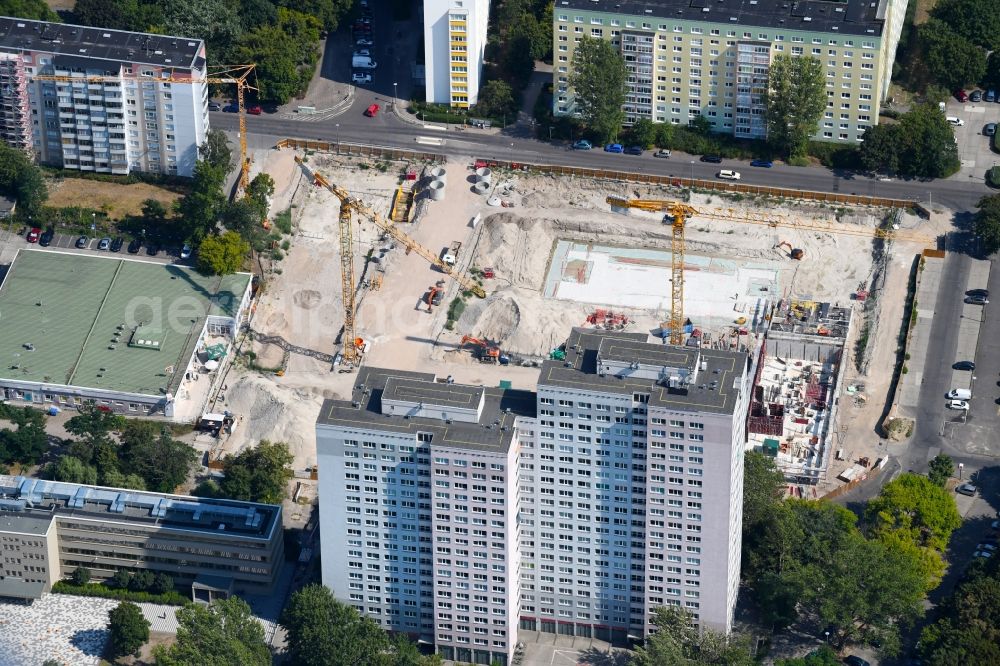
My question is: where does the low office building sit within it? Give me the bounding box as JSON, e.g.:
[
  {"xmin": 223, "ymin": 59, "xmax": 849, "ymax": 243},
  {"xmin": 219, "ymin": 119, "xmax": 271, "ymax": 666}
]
[
  {"xmin": 423, "ymin": 0, "xmax": 491, "ymax": 107},
  {"xmin": 0, "ymin": 475, "xmax": 283, "ymax": 601},
  {"xmin": 552, "ymin": 0, "xmax": 909, "ymax": 143},
  {"xmin": 317, "ymin": 328, "xmax": 762, "ymax": 663},
  {"xmin": 0, "ymin": 250, "xmax": 252, "ymax": 418},
  {"xmin": 0, "ymin": 16, "xmax": 209, "ymax": 177}
]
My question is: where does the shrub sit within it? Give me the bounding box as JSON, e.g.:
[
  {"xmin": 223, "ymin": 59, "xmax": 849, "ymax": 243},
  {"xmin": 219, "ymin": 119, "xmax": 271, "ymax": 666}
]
[
  {"xmin": 53, "ymin": 580, "xmax": 189, "ymax": 606},
  {"xmin": 988, "ymin": 166, "xmax": 1000, "ymax": 188}
]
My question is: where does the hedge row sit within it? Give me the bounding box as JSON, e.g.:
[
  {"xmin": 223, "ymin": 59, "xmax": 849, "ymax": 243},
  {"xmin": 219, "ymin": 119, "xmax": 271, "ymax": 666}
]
[{"xmin": 52, "ymin": 580, "xmax": 190, "ymax": 606}]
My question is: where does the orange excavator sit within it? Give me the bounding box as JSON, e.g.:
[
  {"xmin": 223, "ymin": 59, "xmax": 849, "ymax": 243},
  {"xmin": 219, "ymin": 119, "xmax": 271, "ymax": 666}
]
[
  {"xmin": 425, "ymin": 281, "xmax": 446, "ymax": 313},
  {"xmin": 460, "ymin": 335, "xmax": 501, "ymax": 363}
]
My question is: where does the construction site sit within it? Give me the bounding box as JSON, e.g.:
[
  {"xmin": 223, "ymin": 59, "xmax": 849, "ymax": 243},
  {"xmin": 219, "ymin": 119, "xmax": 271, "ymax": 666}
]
[{"xmin": 202, "ymin": 141, "xmax": 949, "ymax": 496}]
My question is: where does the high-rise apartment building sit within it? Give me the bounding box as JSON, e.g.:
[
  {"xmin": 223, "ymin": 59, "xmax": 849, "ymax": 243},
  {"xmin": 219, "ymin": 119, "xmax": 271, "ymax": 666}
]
[
  {"xmin": 0, "ymin": 17, "xmax": 209, "ymax": 177},
  {"xmin": 317, "ymin": 328, "xmax": 761, "ymax": 663},
  {"xmin": 551, "ymin": 0, "xmax": 910, "ymax": 143},
  {"xmin": 423, "ymin": 0, "xmax": 491, "ymax": 108}
]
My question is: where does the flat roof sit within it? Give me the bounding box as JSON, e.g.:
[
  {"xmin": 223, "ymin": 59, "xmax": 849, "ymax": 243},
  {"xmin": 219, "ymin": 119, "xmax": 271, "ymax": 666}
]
[
  {"xmin": 317, "ymin": 367, "xmax": 538, "ymax": 453},
  {"xmin": 558, "ymin": 0, "xmax": 886, "ymax": 37},
  {"xmin": 0, "ymin": 250, "xmax": 250, "ymax": 397},
  {"xmin": 0, "ymin": 16, "xmax": 205, "ymax": 69},
  {"xmin": 0, "ymin": 475, "xmax": 280, "ymax": 540},
  {"xmin": 383, "ymin": 376, "xmax": 484, "ymax": 409},
  {"xmin": 540, "ymin": 328, "xmax": 748, "ymax": 414}
]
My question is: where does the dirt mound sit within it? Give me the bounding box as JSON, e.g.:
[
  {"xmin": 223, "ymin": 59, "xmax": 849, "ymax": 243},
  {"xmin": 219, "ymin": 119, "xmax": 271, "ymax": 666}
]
[
  {"xmin": 477, "ymin": 213, "xmax": 554, "ymax": 290},
  {"xmin": 458, "ymin": 295, "xmax": 520, "ymax": 343}
]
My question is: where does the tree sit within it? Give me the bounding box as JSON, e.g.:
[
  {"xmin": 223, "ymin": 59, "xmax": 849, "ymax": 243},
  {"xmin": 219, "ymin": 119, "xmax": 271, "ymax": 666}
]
[
  {"xmin": 175, "ymin": 160, "xmax": 227, "ymax": 240},
  {"xmin": 654, "ymin": 122, "xmax": 674, "ymax": 149},
  {"xmin": 0, "ymin": 406, "xmax": 48, "ymax": 465},
  {"xmin": 129, "ymin": 569, "xmax": 155, "ymax": 592},
  {"xmin": 150, "ymin": 572, "xmax": 175, "ymax": 595},
  {"xmin": 743, "ymin": 451, "xmax": 786, "ymax": 528},
  {"xmin": 108, "ymin": 601, "xmax": 151, "ymax": 658},
  {"xmin": 197, "ymin": 231, "xmax": 249, "ymax": 276},
  {"xmin": 919, "ymin": 570, "xmax": 1000, "ymax": 664},
  {"xmin": 628, "ymin": 119, "xmax": 657, "ymax": 148},
  {"xmin": 246, "ymin": 173, "xmax": 275, "ymax": 213},
  {"xmin": 928, "ymin": 454, "xmax": 955, "ymax": 487},
  {"xmin": 281, "ymin": 584, "xmax": 389, "ymax": 666},
  {"xmin": 569, "ymin": 37, "xmax": 628, "ymax": 143},
  {"xmin": 983, "ymin": 52, "xmax": 1000, "ymax": 92},
  {"xmin": 219, "ymin": 440, "xmax": 295, "ymax": 504},
  {"xmin": 920, "ymin": 19, "xmax": 987, "ymax": 91},
  {"xmin": 65, "ymin": 406, "xmax": 125, "ymax": 466},
  {"xmin": 859, "ymin": 123, "xmax": 901, "ymax": 175},
  {"xmin": 51, "ymin": 455, "xmax": 98, "ymax": 485},
  {"xmin": 200, "ymin": 130, "xmax": 233, "ymax": 174},
  {"xmin": 932, "ymin": 0, "xmax": 1000, "ymax": 51},
  {"xmin": 154, "ymin": 596, "xmax": 270, "ymax": 666},
  {"xmin": 883, "ymin": 104, "xmax": 960, "ymax": 178},
  {"xmin": 119, "ymin": 422, "xmax": 198, "ymax": 493},
  {"xmin": 774, "ymin": 646, "xmax": 840, "ymax": 666},
  {"xmin": 222, "ymin": 199, "xmax": 267, "ymax": 245},
  {"xmin": 0, "ymin": 143, "xmax": 48, "ymax": 217},
  {"xmin": 974, "ymin": 194, "xmax": 1000, "ymax": 255},
  {"xmin": 764, "ymin": 54, "xmax": 826, "ymax": 158},
  {"xmin": 70, "ymin": 566, "xmax": 91, "ymax": 586},
  {"xmin": 235, "ymin": 9, "xmax": 321, "ymax": 104},
  {"xmin": 110, "ymin": 569, "xmax": 133, "ymax": 590},
  {"xmin": 101, "ymin": 469, "xmax": 148, "ymax": 491},
  {"xmin": 475, "ymin": 80, "xmax": 516, "ymax": 119},
  {"xmin": 865, "ymin": 473, "xmax": 961, "ymax": 552},
  {"xmin": 0, "ymin": 0, "xmax": 59, "ymax": 21},
  {"xmin": 72, "ymin": 0, "xmax": 162, "ymax": 32},
  {"xmin": 631, "ymin": 606, "xmax": 755, "ymax": 666},
  {"xmin": 278, "ymin": 0, "xmax": 353, "ymax": 31}
]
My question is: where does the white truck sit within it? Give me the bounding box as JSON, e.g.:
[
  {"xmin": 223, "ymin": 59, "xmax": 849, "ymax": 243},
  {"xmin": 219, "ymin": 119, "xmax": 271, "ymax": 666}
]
[
  {"xmin": 442, "ymin": 241, "xmax": 462, "ymax": 267},
  {"xmin": 352, "ymin": 55, "xmax": 377, "ymax": 70}
]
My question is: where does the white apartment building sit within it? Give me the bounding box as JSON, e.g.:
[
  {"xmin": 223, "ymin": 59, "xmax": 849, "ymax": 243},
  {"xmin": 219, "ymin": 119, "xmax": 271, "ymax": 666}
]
[
  {"xmin": 317, "ymin": 330, "xmax": 760, "ymax": 663},
  {"xmin": 423, "ymin": 0, "xmax": 491, "ymax": 108},
  {"xmin": 0, "ymin": 17, "xmax": 209, "ymax": 177},
  {"xmin": 552, "ymin": 0, "xmax": 911, "ymax": 143}
]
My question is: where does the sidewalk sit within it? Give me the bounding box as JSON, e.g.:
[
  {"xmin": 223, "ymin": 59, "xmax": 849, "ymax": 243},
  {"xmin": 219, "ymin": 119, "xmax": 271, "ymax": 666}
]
[{"xmin": 896, "ymin": 253, "xmax": 944, "ymax": 416}]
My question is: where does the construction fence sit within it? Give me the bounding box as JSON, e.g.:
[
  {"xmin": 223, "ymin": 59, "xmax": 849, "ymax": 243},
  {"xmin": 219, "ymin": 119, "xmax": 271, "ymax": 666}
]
[{"xmin": 275, "ymin": 138, "xmax": 446, "ymax": 164}]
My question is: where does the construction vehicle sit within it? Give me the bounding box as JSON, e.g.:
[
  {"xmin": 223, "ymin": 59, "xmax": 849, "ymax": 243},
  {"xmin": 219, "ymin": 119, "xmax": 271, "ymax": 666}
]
[
  {"xmin": 32, "ymin": 65, "xmax": 258, "ymax": 193},
  {"xmin": 425, "ymin": 281, "xmax": 446, "ymax": 313},
  {"xmin": 606, "ymin": 195, "xmax": 940, "ymax": 346},
  {"xmin": 775, "ymin": 241, "xmax": 805, "ymax": 260},
  {"xmin": 442, "ymin": 241, "xmax": 462, "ymax": 267},
  {"xmin": 294, "ymin": 157, "xmax": 485, "ymax": 364},
  {"xmin": 461, "ymin": 335, "xmax": 501, "ymax": 363}
]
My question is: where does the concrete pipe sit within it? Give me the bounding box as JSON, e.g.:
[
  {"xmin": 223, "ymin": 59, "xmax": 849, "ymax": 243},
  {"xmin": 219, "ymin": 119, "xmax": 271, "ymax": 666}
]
[
  {"xmin": 475, "ymin": 167, "xmax": 493, "ymax": 181},
  {"xmin": 472, "ymin": 180, "xmax": 490, "ymax": 195},
  {"xmin": 430, "ymin": 166, "xmax": 447, "ymax": 182},
  {"xmin": 428, "ymin": 179, "xmax": 446, "ymax": 201}
]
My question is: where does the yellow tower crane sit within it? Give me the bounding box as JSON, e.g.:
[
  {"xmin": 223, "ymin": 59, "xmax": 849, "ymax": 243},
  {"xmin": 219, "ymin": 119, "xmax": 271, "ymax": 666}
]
[
  {"xmin": 31, "ymin": 64, "xmax": 258, "ymax": 193},
  {"xmin": 295, "ymin": 157, "xmax": 486, "ymax": 365},
  {"xmin": 606, "ymin": 195, "xmax": 940, "ymax": 345}
]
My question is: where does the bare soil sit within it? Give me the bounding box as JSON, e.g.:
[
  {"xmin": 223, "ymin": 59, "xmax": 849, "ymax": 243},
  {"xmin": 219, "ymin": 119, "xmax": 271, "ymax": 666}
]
[{"xmin": 45, "ymin": 178, "xmax": 183, "ymax": 220}]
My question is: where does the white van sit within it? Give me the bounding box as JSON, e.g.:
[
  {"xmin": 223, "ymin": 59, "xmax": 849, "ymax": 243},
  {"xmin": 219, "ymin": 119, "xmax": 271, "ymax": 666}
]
[
  {"xmin": 947, "ymin": 388, "xmax": 971, "ymax": 400},
  {"xmin": 717, "ymin": 169, "xmax": 741, "ymax": 180}
]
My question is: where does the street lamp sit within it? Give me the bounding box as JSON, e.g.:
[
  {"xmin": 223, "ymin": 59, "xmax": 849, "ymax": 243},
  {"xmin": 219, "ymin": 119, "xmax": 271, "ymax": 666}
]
[
  {"xmin": 393, "ymin": 82, "xmax": 398, "ymax": 109},
  {"xmin": 958, "ymin": 462, "xmax": 964, "ymax": 480},
  {"xmin": 335, "ymin": 123, "xmax": 340, "ymax": 151},
  {"xmin": 509, "ymin": 142, "xmax": 514, "ymax": 165},
  {"xmin": 549, "ymin": 126, "xmax": 554, "ymax": 142},
  {"xmin": 824, "ymin": 631, "xmax": 830, "ymax": 644},
  {"xmin": 689, "ymin": 160, "xmax": 695, "ymax": 187}
]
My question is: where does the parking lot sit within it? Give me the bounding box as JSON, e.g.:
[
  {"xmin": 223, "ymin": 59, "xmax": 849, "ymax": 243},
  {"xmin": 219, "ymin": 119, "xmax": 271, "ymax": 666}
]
[
  {"xmin": 944, "ymin": 93, "xmax": 1000, "ymax": 182},
  {"xmin": 0, "ymin": 226, "xmax": 185, "ymax": 268}
]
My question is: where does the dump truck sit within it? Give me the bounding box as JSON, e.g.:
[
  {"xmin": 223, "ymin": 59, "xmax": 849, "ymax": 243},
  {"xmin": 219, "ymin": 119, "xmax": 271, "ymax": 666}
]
[{"xmin": 442, "ymin": 241, "xmax": 462, "ymax": 266}]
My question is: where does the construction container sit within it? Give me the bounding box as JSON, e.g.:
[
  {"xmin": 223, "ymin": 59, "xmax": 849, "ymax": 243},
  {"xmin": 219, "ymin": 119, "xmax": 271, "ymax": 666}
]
[
  {"xmin": 472, "ymin": 180, "xmax": 490, "ymax": 195},
  {"xmin": 428, "ymin": 179, "xmax": 446, "ymax": 200},
  {"xmin": 430, "ymin": 166, "xmax": 447, "ymax": 182}
]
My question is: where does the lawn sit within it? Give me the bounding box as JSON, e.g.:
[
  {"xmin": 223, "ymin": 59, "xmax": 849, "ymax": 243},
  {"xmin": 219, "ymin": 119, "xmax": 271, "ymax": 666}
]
[
  {"xmin": 45, "ymin": 178, "xmax": 183, "ymax": 221},
  {"xmin": 913, "ymin": 0, "xmax": 938, "ymax": 24}
]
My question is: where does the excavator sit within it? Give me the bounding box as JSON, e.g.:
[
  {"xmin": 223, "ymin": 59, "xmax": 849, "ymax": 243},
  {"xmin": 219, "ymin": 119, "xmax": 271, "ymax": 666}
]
[
  {"xmin": 775, "ymin": 241, "xmax": 805, "ymax": 260},
  {"xmin": 424, "ymin": 281, "xmax": 446, "ymax": 313},
  {"xmin": 460, "ymin": 335, "xmax": 502, "ymax": 363}
]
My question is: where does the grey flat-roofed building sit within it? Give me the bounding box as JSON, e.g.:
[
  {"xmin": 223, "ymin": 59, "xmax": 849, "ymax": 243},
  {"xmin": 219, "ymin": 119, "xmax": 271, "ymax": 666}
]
[{"xmin": 0, "ymin": 475, "xmax": 283, "ymax": 601}]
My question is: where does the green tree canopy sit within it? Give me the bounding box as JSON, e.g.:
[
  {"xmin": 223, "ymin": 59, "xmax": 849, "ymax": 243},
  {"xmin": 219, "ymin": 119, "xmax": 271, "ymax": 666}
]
[
  {"xmin": 862, "ymin": 104, "xmax": 960, "ymax": 178},
  {"xmin": 927, "ymin": 454, "xmax": 955, "ymax": 487},
  {"xmin": 51, "ymin": 455, "xmax": 98, "ymax": 485},
  {"xmin": 200, "ymin": 130, "xmax": 233, "ymax": 174},
  {"xmin": 764, "ymin": 54, "xmax": 826, "ymax": 158},
  {"xmin": 774, "ymin": 646, "xmax": 841, "ymax": 666},
  {"xmin": 109, "ymin": 601, "xmax": 151, "ymax": 658},
  {"xmin": 281, "ymin": 584, "xmax": 389, "ymax": 666},
  {"xmin": 630, "ymin": 606, "xmax": 755, "ymax": 666},
  {"xmin": 628, "ymin": 119, "xmax": 657, "ymax": 148},
  {"xmin": 235, "ymin": 9, "xmax": 321, "ymax": 103},
  {"xmin": 119, "ymin": 422, "xmax": 197, "ymax": 493},
  {"xmin": 218, "ymin": 440, "xmax": 294, "ymax": 504},
  {"xmin": 72, "ymin": 0, "xmax": 162, "ymax": 32},
  {"xmin": 175, "ymin": 159, "xmax": 227, "ymax": 241},
  {"xmin": 932, "ymin": 0, "xmax": 1000, "ymax": 51},
  {"xmin": 198, "ymin": 231, "xmax": 249, "ymax": 275},
  {"xmin": 0, "ymin": 143, "xmax": 48, "ymax": 217},
  {"xmin": 569, "ymin": 37, "xmax": 628, "ymax": 143},
  {"xmin": 0, "ymin": 406, "xmax": 48, "ymax": 466},
  {"xmin": 920, "ymin": 19, "xmax": 987, "ymax": 91},
  {"xmin": 0, "ymin": 0, "xmax": 59, "ymax": 21},
  {"xmin": 865, "ymin": 473, "xmax": 961, "ymax": 552},
  {"xmin": 974, "ymin": 194, "xmax": 1000, "ymax": 254},
  {"xmin": 154, "ymin": 596, "xmax": 269, "ymax": 666},
  {"xmin": 919, "ymin": 568, "xmax": 1000, "ymax": 664},
  {"xmin": 475, "ymin": 80, "xmax": 516, "ymax": 119}
]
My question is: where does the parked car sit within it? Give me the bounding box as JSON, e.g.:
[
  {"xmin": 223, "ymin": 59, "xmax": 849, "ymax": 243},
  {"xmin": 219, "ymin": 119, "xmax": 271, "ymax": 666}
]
[
  {"xmin": 353, "ymin": 49, "xmax": 371, "ymax": 57},
  {"xmin": 947, "ymin": 400, "xmax": 969, "ymax": 410},
  {"xmin": 700, "ymin": 154, "xmax": 723, "ymax": 163},
  {"xmin": 953, "ymin": 361, "xmax": 976, "ymax": 371},
  {"xmin": 984, "ymin": 123, "xmax": 997, "ymax": 137},
  {"xmin": 970, "ymin": 90, "xmax": 983, "ymax": 102},
  {"xmin": 26, "ymin": 227, "xmax": 40, "ymax": 243},
  {"xmin": 39, "ymin": 228, "xmax": 54, "ymax": 246},
  {"xmin": 355, "ymin": 37, "xmax": 374, "ymax": 46},
  {"xmin": 955, "ymin": 89, "xmax": 969, "ymax": 103},
  {"xmin": 967, "ymin": 289, "xmax": 989, "ymax": 298},
  {"xmin": 146, "ymin": 243, "xmax": 160, "ymax": 256},
  {"xmin": 844, "ymin": 657, "xmax": 871, "ymax": 666},
  {"xmin": 75, "ymin": 235, "xmax": 89, "ymax": 248},
  {"xmin": 947, "ymin": 116, "xmax": 965, "ymax": 126},
  {"xmin": 352, "ymin": 72, "xmax": 372, "ymax": 85},
  {"xmin": 180, "ymin": 243, "xmax": 192, "ymax": 259},
  {"xmin": 364, "ymin": 103, "xmax": 380, "ymax": 117},
  {"xmin": 974, "ymin": 550, "xmax": 993, "ymax": 558},
  {"xmin": 110, "ymin": 237, "xmax": 124, "ymax": 252},
  {"xmin": 208, "ymin": 101, "xmax": 221, "ymax": 111},
  {"xmin": 246, "ymin": 105, "xmax": 262, "ymax": 115},
  {"xmin": 955, "ymin": 482, "xmax": 978, "ymax": 496},
  {"xmin": 222, "ymin": 103, "xmax": 239, "ymax": 113},
  {"xmin": 127, "ymin": 238, "xmax": 142, "ymax": 254},
  {"xmin": 965, "ymin": 294, "xmax": 989, "ymax": 304},
  {"xmin": 977, "ymin": 543, "xmax": 998, "ymax": 551},
  {"xmin": 750, "ymin": 159, "xmax": 773, "ymax": 168},
  {"xmin": 97, "ymin": 237, "xmax": 111, "ymax": 251},
  {"xmin": 654, "ymin": 149, "xmax": 671, "ymax": 158},
  {"xmin": 624, "ymin": 146, "xmax": 644, "ymax": 155},
  {"xmin": 571, "ymin": 139, "xmax": 592, "ymax": 150},
  {"xmin": 717, "ymin": 169, "xmax": 741, "ymax": 180},
  {"xmin": 604, "ymin": 143, "xmax": 624, "ymax": 153},
  {"xmin": 988, "ymin": 90, "xmax": 998, "ymax": 103}
]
